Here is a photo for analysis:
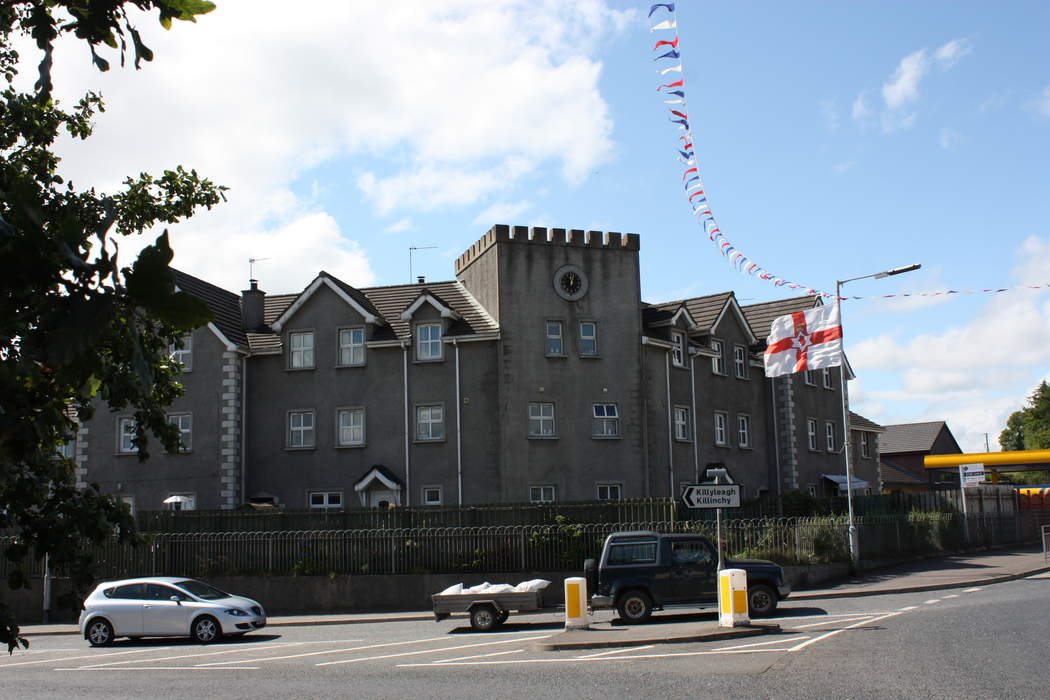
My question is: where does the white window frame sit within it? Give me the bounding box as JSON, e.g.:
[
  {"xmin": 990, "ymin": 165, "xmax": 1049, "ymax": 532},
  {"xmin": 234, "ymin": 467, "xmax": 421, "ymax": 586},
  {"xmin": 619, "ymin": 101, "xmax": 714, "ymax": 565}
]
[
  {"xmin": 120, "ymin": 495, "xmax": 135, "ymax": 515},
  {"xmin": 579, "ymin": 321, "xmax": 598, "ymax": 357},
  {"xmin": 289, "ymin": 331, "xmax": 315, "ymax": 369},
  {"xmin": 860, "ymin": 432, "xmax": 871, "ymax": 459},
  {"xmin": 733, "ymin": 345, "xmax": 748, "ymax": 379},
  {"xmin": 308, "ymin": 490, "xmax": 343, "ymax": 509},
  {"xmin": 596, "ymin": 483, "xmax": 622, "ymax": 501},
  {"xmin": 710, "ymin": 339, "xmax": 726, "ymax": 375},
  {"xmin": 288, "ymin": 410, "xmax": 315, "ymax": 449},
  {"xmin": 591, "ymin": 403, "xmax": 620, "ymax": 438},
  {"xmin": 167, "ymin": 413, "xmax": 192, "ymax": 453},
  {"xmin": 823, "ymin": 367, "xmax": 833, "ymax": 389},
  {"xmin": 738, "ymin": 414, "xmax": 751, "ymax": 448},
  {"xmin": 714, "ymin": 411, "xmax": 729, "ymax": 446},
  {"xmin": 803, "ymin": 370, "xmax": 816, "ymax": 386},
  {"xmin": 118, "ymin": 417, "xmax": 137, "ymax": 454},
  {"xmin": 422, "ymin": 486, "xmax": 443, "ymax": 506},
  {"xmin": 57, "ymin": 432, "xmax": 76, "ymax": 459},
  {"xmin": 415, "ymin": 404, "xmax": 445, "ymax": 441},
  {"xmin": 336, "ymin": 407, "xmax": 365, "ymax": 447},
  {"xmin": 169, "ymin": 334, "xmax": 193, "ymax": 372},
  {"xmin": 825, "ymin": 421, "xmax": 835, "ymax": 452},
  {"xmin": 807, "ymin": 418, "xmax": 818, "ymax": 451},
  {"xmin": 416, "ymin": 323, "xmax": 443, "ymax": 361},
  {"xmin": 337, "ymin": 327, "xmax": 365, "ymax": 367},
  {"xmin": 528, "ymin": 402, "xmax": 556, "ymax": 438},
  {"xmin": 673, "ymin": 406, "xmax": 691, "ymax": 441},
  {"xmin": 529, "ymin": 485, "xmax": 556, "ymax": 503},
  {"xmin": 671, "ymin": 330, "xmax": 686, "ymax": 368},
  {"xmin": 545, "ymin": 320, "xmax": 564, "ymax": 356},
  {"xmin": 167, "ymin": 492, "xmax": 196, "ymax": 511}
]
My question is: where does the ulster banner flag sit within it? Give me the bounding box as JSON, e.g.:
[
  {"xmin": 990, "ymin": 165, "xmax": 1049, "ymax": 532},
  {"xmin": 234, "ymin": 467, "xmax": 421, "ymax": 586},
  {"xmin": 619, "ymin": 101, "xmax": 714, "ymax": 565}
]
[{"xmin": 763, "ymin": 304, "xmax": 843, "ymax": 378}]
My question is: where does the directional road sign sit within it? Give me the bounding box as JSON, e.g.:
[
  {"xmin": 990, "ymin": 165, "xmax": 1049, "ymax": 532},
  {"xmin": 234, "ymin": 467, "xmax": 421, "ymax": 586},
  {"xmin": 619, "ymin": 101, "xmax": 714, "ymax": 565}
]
[{"xmin": 681, "ymin": 484, "xmax": 741, "ymax": 509}]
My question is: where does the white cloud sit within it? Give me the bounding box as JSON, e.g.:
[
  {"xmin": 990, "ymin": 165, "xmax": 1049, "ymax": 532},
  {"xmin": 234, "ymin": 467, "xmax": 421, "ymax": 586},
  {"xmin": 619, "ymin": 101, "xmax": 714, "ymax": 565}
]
[
  {"xmin": 473, "ymin": 200, "xmax": 532, "ymax": 226},
  {"xmin": 358, "ymin": 157, "xmax": 534, "ymax": 214},
  {"xmin": 832, "ymin": 160, "xmax": 856, "ymax": 175},
  {"xmin": 979, "ymin": 93, "xmax": 1008, "ymax": 113},
  {"xmin": 851, "ymin": 92, "xmax": 873, "ymax": 121},
  {"xmin": 819, "ymin": 100, "xmax": 840, "ymax": 131},
  {"xmin": 1035, "ymin": 86, "xmax": 1050, "ymax": 118},
  {"xmin": 384, "ymin": 218, "xmax": 413, "ymax": 234},
  {"xmin": 933, "ymin": 38, "xmax": 973, "ymax": 70},
  {"xmin": 882, "ymin": 49, "xmax": 929, "ymax": 110},
  {"xmin": 938, "ymin": 127, "xmax": 962, "ymax": 150}
]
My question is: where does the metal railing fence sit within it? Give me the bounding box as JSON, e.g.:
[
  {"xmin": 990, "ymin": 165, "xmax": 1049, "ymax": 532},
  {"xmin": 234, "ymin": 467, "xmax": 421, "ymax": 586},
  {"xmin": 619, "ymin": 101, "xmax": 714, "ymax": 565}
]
[{"xmin": 3, "ymin": 512, "xmax": 1042, "ymax": 581}]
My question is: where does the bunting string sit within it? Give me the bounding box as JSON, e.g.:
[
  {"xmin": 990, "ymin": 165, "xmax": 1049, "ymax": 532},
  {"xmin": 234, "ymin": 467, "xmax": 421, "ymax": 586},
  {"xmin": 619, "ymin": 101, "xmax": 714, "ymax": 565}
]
[{"xmin": 647, "ymin": 4, "xmax": 1050, "ymax": 301}]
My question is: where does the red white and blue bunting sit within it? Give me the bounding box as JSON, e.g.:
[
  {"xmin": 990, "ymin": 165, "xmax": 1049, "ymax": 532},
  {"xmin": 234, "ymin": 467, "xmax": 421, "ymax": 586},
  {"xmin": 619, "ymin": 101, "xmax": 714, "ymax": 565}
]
[{"xmin": 648, "ymin": 4, "xmax": 1050, "ymax": 302}]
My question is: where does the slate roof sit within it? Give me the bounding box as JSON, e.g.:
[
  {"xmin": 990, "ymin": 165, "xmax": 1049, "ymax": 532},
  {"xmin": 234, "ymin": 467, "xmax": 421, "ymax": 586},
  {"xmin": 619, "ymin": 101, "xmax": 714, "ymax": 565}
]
[
  {"xmin": 740, "ymin": 295, "xmax": 822, "ymax": 342},
  {"xmin": 644, "ymin": 292, "xmax": 733, "ymax": 334},
  {"xmin": 880, "ymin": 421, "xmax": 960, "ymax": 455},
  {"xmin": 879, "ymin": 458, "xmax": 929, "ymax": 486},
  {"xmin": 849, "ymin": 411, "xmax": 885, "ymax": 433},
  {"xmin": 172, "ymin": 269, "xmax": 247, "ymax": 348}
]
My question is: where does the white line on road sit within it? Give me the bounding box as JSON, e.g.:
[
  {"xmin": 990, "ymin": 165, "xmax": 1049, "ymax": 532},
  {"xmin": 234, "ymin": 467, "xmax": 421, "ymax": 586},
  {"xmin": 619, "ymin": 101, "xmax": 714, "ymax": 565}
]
[
  {"xmin": 197, "ymin": 634, "xmax": 513, "ymax": 666},
  {"xmin": 899, "ymin": 606, "xmax": 918, "ymax": 611},
  {"xmin": 55, "ymin": 666, "xmax": 259, "ymax": 671},
  {"xmin": 435, "ymin": 649, "xmax": 525, "ymax": 663},
  {"xmin": 788, "ymin": 612, "xmax": 901, "ymax": 652},
  {"xmin": 964, "ymin": 587, "xmax": 983, "ymax": 592},
  {"xmin": 316, "ymin": 635, "xmax": 552, "ymax": 667},
  {"xmin": 73, "ymin": 641, "xmax": 306, "ymax": 669},
  {"xmin": 1, "ymin": 646, "xmax": 174, "ymax": 668},
  {"xmin": 924, "ymin": 599, "xmax": 941, "ymax": 605},
  {"xmin": 792, "ymin": 616, "xmax": 874, "ymax": 629},
  {"xmin": 398, "ymin": 649, "xmax": 789, "ymax": 667},
  {"xmin": 575, "ymin": 645, "xmax": 656, "ymax": 659},
  {"xmin": 714, "ymin": 636, "xmax": 808, "ymax": 651},
  {"xmin": 943, "ymin": 594, "xmax": 959, "ymax": 599}
]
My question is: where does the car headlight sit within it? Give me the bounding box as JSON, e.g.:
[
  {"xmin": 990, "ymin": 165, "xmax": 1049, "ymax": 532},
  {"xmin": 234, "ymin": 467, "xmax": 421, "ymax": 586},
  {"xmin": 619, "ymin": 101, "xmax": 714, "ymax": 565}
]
[{"xmin": 224, "ymin": 608, "xmax": 249, "ymax": 616}]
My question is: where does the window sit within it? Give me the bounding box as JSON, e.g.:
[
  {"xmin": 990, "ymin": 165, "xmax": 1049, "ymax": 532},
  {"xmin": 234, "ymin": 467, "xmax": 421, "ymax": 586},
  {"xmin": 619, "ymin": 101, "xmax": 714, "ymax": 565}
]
[
  {"xmin": 807, "ymin": 419, "xmax": 818, "ymax": 450},
  {"xmin": 714, "ymin": 411, "xmax": 728, "ymax": 446},
  {"xmin": 167, "ymin": 413, "xmax": 192, "ymax": 452},
  {"xmin": 670, "ymin": 540, "xmax": 713, "ymax": 565},
  {"xmin": 416, "ymin": 404, "xmax": 444, "ymax": 441},
  {"xmin": 107, "ymin": 583, "xmax": 146, "ymax": 600},
  {"xmin": 309, "ymin": 491, "xmax": 342, "ymax": 509},
  {"xmin": 56, "ymin": 432, "xmax": 75, "ymax": 459},
  {"xmin": 416, "ymin": 323, "xmax": 442, "ymax": 361},
  {"xmin": 579, "ymin": 322, "xmax": 598, "ymax": 357},
  {"xmin": 804, "ymin": 370, "xmax": 816, "ymax": 386},
  {"xmin": 288, "ymin": 410, "xmax": 315, "ymax": 448},
  {"xmin": 710, "ymin": 339, "xmax": 725, "ymax": 375},
  {"xmin": 673, "ymin": 406, "xmax": 691, "ymax": 441},
  {"xmin": 336, "ymin": 408, "xmax": 365, "ymax": 446},
  {"xmin": 120, "ymin": 495, "xmax": 135, "ymax": 515},
  {"xmin": 860, "ymin": 432, "xmax": 871, "ymax": 458},
  {"xmin": 606, "ymin": 540, "xmax": 657, "ymax": 565},
  {"xmin": 592, "ymin": 403, "xmax": 619, "ymax": 437},
  {"xmin": 289, "ymin": 331, "xmax": 315, "ymax": 369},
  {"xmin": 118, "ymin": 417, "xmax": 137, "ymax": 454},
  {"xmin": 671, "ymin": 330, "xmax": 686, "ymax": 367},
  {"xmin": 169, "ymin": 334, "xmax": 192, "ymax": 371},
  {"xmin": 528, "ymin": 402, "xmax": 556, "ymax": 437},
  {"xmin": 422, "ymin": 486, "xmax": 443, "ymax": 506},
  {"xmin": 529, "ymin": 485, "xmax": 555, "ymax": 503},
  {"xmin": 545, "ymin": 321, "xmax": 564, "ymax": 356},
  {"xmin": 147, "ymin": 583, "xmax": 188, "ymax": 602},
  {"xmin": 823, "ymin": 367, "xmax": 833, "ymax": 389},
  {"xmin": 166, "ymin": 492, "xmax": 196, "ymax": 511},
  {"xmin": 738, "ymin": 414, "xmax": 751, "ymax": 448},
  {"xmin": 825, "ymin": 421, "xmax": 835, "ymax": 451},
  {"xmin": 338, "ymin": 327, "xmax": 365, "ymax": 366},
  {"xmin": 597, "ymin": 483, "xmax": 622, "ymax": 501},
  {"xmin": 733, "ymin": 345, "xmax": 748, "ymax": 379}
]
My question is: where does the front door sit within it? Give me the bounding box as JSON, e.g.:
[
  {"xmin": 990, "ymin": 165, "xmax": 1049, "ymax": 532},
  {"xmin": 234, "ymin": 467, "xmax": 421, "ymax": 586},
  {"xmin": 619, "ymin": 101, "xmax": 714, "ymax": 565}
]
[
  {"xmin": 143, "ymin": 583, "xmax": 193, "ymax": 636},
  {"xmin": 667, "ymin": 538, "xmax": 717, "ymax": 603},
  {"xmin": 367, "ymin": 488, "xmax": 397, "ymax": 508}
]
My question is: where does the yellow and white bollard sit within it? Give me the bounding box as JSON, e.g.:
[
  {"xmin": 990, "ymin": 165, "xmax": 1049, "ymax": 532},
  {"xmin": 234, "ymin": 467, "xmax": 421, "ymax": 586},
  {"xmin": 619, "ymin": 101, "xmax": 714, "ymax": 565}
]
[
  {"xmin": 718, "ymin": 568, "xmax": 750, "ymax": 628},
  {"xmin": 563, "ymin": 576, "xmax": 590, "ymax": 629}
]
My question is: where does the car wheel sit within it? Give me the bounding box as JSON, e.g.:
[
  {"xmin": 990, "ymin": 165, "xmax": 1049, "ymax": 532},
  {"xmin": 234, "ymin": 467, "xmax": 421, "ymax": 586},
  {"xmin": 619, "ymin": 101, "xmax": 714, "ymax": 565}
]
[
  {"xmin": 469, "ymin": 604, "xmax": 499, "ymax": 632},
  {"xmin": 616, "ymin": 590, "xmax": 653, "ymax": 624},
  {"xmin": 496, "ymin": 610, "xmax": 510, "ymax": 625},
  {"xmin": 86, "ymin": 618, "xmax": 114, "ymax": 647},
  {"xmin": 191, "ymin": 615, "xmax": 221, "ymax": 643},
  {"xmin": 748, "ymin": 584, "xmax": 777, "ymax": 618}
]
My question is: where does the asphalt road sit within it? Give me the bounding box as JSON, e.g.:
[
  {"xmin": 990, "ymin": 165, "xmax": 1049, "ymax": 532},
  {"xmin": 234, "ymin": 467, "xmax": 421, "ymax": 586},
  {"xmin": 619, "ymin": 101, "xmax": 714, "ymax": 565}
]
[{"xmin": 6, "ymin": 573, "xmax": 1050, "ymax": 699}]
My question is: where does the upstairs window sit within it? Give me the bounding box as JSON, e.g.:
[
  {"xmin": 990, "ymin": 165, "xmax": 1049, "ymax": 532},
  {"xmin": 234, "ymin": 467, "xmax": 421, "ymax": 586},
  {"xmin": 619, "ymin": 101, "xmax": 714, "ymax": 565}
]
[
  {"xmin": 118, "ymin": 417, "xmax": 138, "ymax": 454},
  {"xmin": 416, "ymin": 323, "xmax": 443, "ymax": 361},
  {"xmin": 673, "ymin": 406, "xmax": 691, "ymax": 441},
  {"xmin": 415, "ymin": 404, "xmax": 445, "ymax": 441},
  {"xmin": 338, "ymin": 327, "xmax": 365, "ymax": 366},
  {"xmin": 579, "ymin": 322, "xmax": 598, "ymax": 357},
  {"xmin": 336, "ymin": 408, "xmax": 365, "ymax": 446},
  {"xmin": 545, "ymin": 321, "xmax": 564, "ymax": 356},
  {"xmin": 807, "ymin": 419, "xmax": 818, "ymax": 451},
  {"xmin": 733, "ymin": 345, "xmax": 748, "ymax": 379},
  {"xmin": 825, "ymin": 421, "xmax": 835, "ymax": 452},
  {"xmin": 671, "ymin": 331, "xmax": 686, "ymax": 367},
  {"xmin": 169, "ymin": 335, "xmax": 193, "ymax": 372},
  {"xmin": 592, "ymin": 403, "xmax": 619, "ymax": 437},
  {"xmin": 804, "ymin": 370, "xmax": 816, "ymax": 386},
  {"xmin": 288, "ymin": 410, "xmax": 315, "ymax": 448},
  {"xmin": 738, "ymin": 414, "xmax": 751, "ymax": 448},
  {"xmin": 823, "ymin": 367, "xmax": 834, "ymax": 389},
  {"xmin": 714, "ymin": 412, "xmax": 728, "ymax": 446},
  {"xmin": 528, "ymin": 402, "xmax": 556, "ymax": 438},
  {"xmin": 860, "ymin": 432, "xmax": 871, "ymax": 459},
  {"xmin": 289, "ymin": 331, "xmax": 315, "ymax": 369},
  {"xmin": 167, "ymin": 413, "xmax": 192, "ymax": 452},
  {"xmin": 710, "ymin": 339, "xmax": 726, "ymax": 375}
]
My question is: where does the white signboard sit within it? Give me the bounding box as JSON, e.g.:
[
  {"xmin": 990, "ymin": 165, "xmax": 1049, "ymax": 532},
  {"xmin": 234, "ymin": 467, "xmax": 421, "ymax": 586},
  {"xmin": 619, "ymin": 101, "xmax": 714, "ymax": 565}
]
[
  {"xmin": 681, "ymin": 484, "xmax": 741, "ymax": 509},
  {"xmin": 959, "ymin": 463, "xmax": 985, "ymax": 488}
]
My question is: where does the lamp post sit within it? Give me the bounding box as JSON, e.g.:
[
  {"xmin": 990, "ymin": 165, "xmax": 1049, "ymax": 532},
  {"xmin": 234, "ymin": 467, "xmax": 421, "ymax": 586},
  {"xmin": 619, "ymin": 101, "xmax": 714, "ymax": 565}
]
[{"xmin": 836, "ymin": 263, "xmax": 920, "ymax": 567}]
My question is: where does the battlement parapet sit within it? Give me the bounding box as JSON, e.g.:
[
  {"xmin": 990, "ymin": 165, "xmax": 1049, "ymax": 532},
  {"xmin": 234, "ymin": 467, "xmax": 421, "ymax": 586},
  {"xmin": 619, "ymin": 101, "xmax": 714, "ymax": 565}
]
[{"xmin": 455, "ymin": 224, "xmax": 640, "ymax": 275}]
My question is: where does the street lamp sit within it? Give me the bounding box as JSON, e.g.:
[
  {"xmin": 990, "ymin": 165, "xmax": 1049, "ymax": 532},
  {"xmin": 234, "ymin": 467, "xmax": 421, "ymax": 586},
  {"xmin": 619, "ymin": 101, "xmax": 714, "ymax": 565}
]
[{"xmin": 836, "ymin": 263, "xmax": 920, "ymax": 567}]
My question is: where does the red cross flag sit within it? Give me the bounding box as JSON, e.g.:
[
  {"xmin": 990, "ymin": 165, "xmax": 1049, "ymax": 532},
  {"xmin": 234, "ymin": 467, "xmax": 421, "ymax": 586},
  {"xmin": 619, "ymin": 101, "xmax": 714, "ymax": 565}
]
[{"xmin": 763, "ymin": 304, "xmax": 843, "ymax": 377}]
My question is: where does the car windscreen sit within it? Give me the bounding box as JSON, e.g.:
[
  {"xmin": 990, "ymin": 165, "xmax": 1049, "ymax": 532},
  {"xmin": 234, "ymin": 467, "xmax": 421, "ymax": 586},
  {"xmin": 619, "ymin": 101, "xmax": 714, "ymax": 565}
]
[
  {"xmin": 174, "ymin": 580, "xmax": 231, "ymax": 600},
  {"xmin": 606, "ymin": 541, "xmax": 657, "ymax": 565}
]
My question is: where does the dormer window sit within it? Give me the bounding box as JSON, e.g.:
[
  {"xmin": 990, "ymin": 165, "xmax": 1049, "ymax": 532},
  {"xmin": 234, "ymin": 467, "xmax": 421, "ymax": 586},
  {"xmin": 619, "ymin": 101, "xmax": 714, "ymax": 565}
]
[
  {"xmin": 416, "ymin": 323, "xmax": 443, "ymax": 361},
  {"xmin": 671, "ymin": 331, "xmax": 686, "ymax": 367},
  {"xmin": 710, "ymin": 339, "xmax": 726, "ymax": 375},
  {"xmin": 169, "ymin": 335, "xmax": 193, "ymax": 372}
]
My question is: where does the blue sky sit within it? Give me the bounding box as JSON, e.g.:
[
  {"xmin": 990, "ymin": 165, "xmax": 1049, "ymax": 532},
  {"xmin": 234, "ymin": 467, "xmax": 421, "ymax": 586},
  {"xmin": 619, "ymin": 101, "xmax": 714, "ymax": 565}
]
[{"xmin": 42, "ymin": 1, "xmax": 1050, "ymax": 451}]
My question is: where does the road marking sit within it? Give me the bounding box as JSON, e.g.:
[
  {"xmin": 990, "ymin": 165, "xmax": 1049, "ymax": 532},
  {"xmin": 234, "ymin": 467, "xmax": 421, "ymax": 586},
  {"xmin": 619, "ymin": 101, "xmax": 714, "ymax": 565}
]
[
  {"xmin": 943, "ymin": 594, "xmax": 959, "ymax": 599},
  {"xmin": 714, "ymin": 636, "xmax": 808, "ymax": 651},
  {"xmin": 73, "ymin": 642, "xmax": 305, "ymax": 669},
  {"xmin": 398, "ymin": 649, "xmax": 789, "ymax": 667},
  {"xmin": 575, "ymin": 645, "xmax": 656, "ymax": 659},
  {"xmin": 1, "ymin": 647, "xmax": 174, "ymax": 668},
  {"xmin": 772, "ymin": 612, "xmax": 890, "ymax": 620},
  {"xmin": 788, "ymin": 612, "xmax": 900, "ymax": 652},
  {"xmin": 898, "ymin": 606, "xmax": 917, "ymax": 611},
  {"xmin": 924, "ymin": 599, "xmax": 941, "ymax": 605},
  {"xmin": 793, "ymin": 616, "xmax": 874, "ymax": 629},
  {"xmin": 197, "ymin": 634, "xmax": 508, "ymax": 666},
  {"xmin": 964, "ymin": 587, "xmax": 983, "ymax": 592},
  {"xmin": 316, "ymin": 635, "xmax": 552, "ymax": 667},
  {"xmin": 435, "ymin": 649, "xmax": 525, "ymax": 663},
  {"xmin": 55, "ymin": 666, "xmax": 259, "ymax": 671}
]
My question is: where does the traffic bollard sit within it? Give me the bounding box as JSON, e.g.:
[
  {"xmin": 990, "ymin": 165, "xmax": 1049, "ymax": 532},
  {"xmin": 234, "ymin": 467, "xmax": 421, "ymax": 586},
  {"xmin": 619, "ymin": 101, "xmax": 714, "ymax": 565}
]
[
  {"xmin": 718, "ymin": 568, "xmax": 750, "ymax": 628},
  {"xmin": 564, "ymin": 576, "xmax": 590, "ymax": 629}
]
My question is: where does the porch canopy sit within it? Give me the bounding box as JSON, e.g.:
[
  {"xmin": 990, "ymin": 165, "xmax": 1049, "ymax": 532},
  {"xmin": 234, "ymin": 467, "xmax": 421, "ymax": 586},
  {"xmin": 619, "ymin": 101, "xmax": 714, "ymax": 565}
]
[{"xmin": 821, "ymin": 474, "xmax": 869, "ymax": 493}]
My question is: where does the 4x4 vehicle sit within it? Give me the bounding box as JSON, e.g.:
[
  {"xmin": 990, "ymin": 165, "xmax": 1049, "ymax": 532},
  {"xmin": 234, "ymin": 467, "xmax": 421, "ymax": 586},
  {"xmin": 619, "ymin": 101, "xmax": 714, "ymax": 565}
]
[{"xmin": 585, "ymin": 531, "xmax": 790, "ymax": 623}]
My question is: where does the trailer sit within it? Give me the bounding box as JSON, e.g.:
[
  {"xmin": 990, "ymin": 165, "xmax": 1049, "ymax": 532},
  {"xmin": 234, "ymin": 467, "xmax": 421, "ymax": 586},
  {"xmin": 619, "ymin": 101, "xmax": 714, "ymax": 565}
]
[{"xmin": 431, "ymin": 590, "xmax": 546, "ymax": 631}]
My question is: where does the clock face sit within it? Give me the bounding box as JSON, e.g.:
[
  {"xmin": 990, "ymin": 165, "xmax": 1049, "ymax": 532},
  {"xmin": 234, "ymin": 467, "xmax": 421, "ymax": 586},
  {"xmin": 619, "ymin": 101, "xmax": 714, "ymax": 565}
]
[{"xmin": 553, "ymin": 264, "xmax": 588, "ymax": 301}]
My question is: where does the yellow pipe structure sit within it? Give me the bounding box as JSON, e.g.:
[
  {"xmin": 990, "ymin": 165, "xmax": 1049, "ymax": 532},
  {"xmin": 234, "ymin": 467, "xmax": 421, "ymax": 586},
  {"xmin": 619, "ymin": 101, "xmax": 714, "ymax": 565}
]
[{"xmin": 923, "ymin": 449, "xmax": 1050, "ymax": 469}]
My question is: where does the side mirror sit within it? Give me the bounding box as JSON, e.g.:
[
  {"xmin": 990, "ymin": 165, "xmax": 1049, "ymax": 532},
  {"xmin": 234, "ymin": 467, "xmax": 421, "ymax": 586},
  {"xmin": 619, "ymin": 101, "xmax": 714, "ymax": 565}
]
[{"xmin": 169, "ymin": 595, "xmax": 182, "ymax": 605}]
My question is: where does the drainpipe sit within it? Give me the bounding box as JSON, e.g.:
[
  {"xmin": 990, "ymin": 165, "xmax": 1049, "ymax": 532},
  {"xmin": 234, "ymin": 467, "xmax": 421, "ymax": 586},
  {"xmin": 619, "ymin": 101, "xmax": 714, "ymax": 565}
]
[
  {"xmin": 454, "ymin": 339, "xmax": 463, "ymax": 505},
  {"xmin": 241, "ymin": 355, "xmax": 247, "ymax": 506},
  {"xmin": 640, "ymin": 338, "xmax": 651, "ymax": 497},
  {"xmin": 665, "ymin": 350, "xmax": 674, "ymax": 497},
  {"xmin": 689, "ymin": 351, "xmax": 699, "ymax": 485},
  {"xmin": 771, "ymin": 376, "xmax": 782, "ymax": 499},
  {"xmin": 402, "ymin": 341, "xmax": 410, "ymax": 506}
]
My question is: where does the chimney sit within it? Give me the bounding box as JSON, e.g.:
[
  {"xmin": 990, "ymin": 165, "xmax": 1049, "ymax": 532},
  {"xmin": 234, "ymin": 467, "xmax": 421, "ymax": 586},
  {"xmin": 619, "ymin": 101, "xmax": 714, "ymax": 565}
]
[
  {"xmin": 417, "ymin": 275, "xmax": 425, "ymax": 284},
  {"xmin": 242, "ymin": 279, "xmax": 266, "ymax": 331}
]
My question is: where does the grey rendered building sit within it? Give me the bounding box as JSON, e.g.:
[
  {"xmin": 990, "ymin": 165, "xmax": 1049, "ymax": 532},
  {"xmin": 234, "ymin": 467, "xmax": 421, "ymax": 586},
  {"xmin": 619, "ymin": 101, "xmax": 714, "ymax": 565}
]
[{"xmin": 76, "ymin": 224, "xmax": 879, "ymax": 511}]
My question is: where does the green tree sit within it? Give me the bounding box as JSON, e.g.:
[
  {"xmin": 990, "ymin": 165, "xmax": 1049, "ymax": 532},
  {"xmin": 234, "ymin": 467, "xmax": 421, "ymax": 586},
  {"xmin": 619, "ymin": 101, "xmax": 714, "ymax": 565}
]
[
  {"xmin": 999, "ymin": 381, "xmax": 1050, "ymax": 451},
  {"xmin": 1, "ymin": 1, "xmax": 220, "ymax": 652}
]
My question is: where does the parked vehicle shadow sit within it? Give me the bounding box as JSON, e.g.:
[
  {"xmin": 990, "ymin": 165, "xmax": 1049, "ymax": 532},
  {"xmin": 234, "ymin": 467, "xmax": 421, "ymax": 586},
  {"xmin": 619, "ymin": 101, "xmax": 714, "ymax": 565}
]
[
  {"xmin": 446, "ymin": 620, "xmax": 565, "ymax": 634},
  {"xmin": 110, "ymin": 633, "xmax": 283, "ymax": 647}
]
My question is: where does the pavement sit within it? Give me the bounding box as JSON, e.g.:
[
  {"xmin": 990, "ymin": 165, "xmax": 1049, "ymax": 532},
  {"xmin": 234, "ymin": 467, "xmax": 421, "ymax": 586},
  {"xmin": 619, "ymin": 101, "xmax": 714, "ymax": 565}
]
[{"xmin": 18, "ymin": 545, "xmax": 1050, "ymax": 648}]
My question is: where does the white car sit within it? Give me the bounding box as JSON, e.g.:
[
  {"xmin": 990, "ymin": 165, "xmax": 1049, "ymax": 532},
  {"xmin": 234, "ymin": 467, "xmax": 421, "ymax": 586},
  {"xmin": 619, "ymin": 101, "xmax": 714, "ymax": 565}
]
[{"xmin": 79, "ymin": 576, "xmax": 266, "ymax": 646}]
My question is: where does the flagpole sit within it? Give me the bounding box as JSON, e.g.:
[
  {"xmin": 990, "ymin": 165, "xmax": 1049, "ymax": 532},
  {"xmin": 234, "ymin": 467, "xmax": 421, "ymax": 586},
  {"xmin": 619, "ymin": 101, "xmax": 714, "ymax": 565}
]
[{"xmin": 836, "ymin": 280, "xmax": 860, "ymax": 568}]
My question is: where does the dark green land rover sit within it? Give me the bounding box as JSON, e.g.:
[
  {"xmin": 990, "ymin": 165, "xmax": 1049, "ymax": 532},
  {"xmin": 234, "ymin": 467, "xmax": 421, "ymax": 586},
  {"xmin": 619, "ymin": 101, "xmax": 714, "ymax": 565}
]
[{"xmin": 584, "ymin": 530, "xmax": 791, "ymax": 623}]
